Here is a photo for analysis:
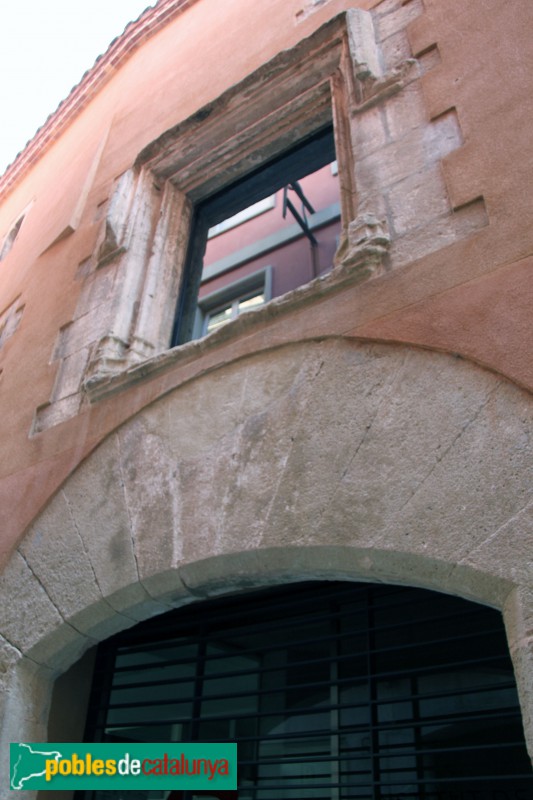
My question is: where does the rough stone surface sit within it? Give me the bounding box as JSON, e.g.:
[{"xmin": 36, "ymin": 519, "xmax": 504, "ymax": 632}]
[
  {"xmin": 0, "ymin": 637, "xmax": 24, "ymax": 755},
  {"xmin": 504, "ymin": 585, "xmax": 533, "ymax": 648},
  {"xmin": 380, "ymin": 29, "xmax": 413, "ymax": 69},
  {"xmin": 32, "ymin": 394, "xmax": 82, "ymax": 435},
  {"xmin": 141, "ymin": 570, "xmax": 197, "ymax": 608},
  {"xmin": 417, "ymin": 43, "xmax": 441, "ymax": 74},
  {"xmin": 0, "ymin": 0, "xmax": 533, "ymax": 783},
  {"xmin": 50, "ymin": 347, "xmax": 91, "ymax": 401},
  {"xmin": 389, "ymin": 200, "xmax": 487, "ymax": 267},
  {"xmin": 117, "ymin": 415, "xmax": 185, "ymax": 577},
  {"xmin": 104, "ymin": 581, "xmax": 171, "ymax": 622},
  {"xmin": 29, "ymin": 435, "xmax": 185, "ymax": 625},
  {"xmin": 504, "ymin": 584, "xmax": 533, "ymax": 760},
  {"xmin": 18, "ymin": 495, "xmax": 140, "ymax": 639},
  {"xmin": 507, "ymin": 639, "xmax": 533, "ymax": 764},
  {"xmin": 460, "ymin": 501, "xmax": 533, "ymax": 587},
  {"xmin": 376, "ymin": 0, "xmax": 423, "ymax": 41},
  {"xmin": 358, "ymin": 131, "xmax": 428, "ymax": 193},
  {"xmin": 59, "ymin": 340, "xmax": 532, "ymax": 603},
  {"xmin": 0, "ymin": 550, "xmax": 64, "ymax": 660},
  {"xmin": 19, "ymin": 492, "xmax": 107, "ymax": 633},
  {"xmin": 0, "ymin": 299, "xmax": 24, "ymax": 352},
  {"xmin": 61, "ymin": 434, "xmax": 140, "ymax": 599},
  {"xmin": 384, "ymin": 80, "xmax": 428, "ymax": 141},
  {"xmin": 385, "ymin": 166, "xmax": 450, "ymax": 236},
  {"xmin": 53, "ymin": 304, "xmax": 112, "ymax": 361},
  {"xmin": 73, "ymin": 262, "xmax": 118, "ymax": 321},
  {"xmin": 3, "ymin": 340, "xmax": 533, "ymax": 757},
  {"xmin": 424, "ymin": 108, "xmax": 463, "ymax": 161},
  {"xmin": 0, "ymin": 651, "xmax": 56, "ymax": 800},
  {"xmin": 352, "ymin": 105, "xmax": 388, "ymax": 157},
  {"xmin": 178, "ymin": 545, "xmax": 461, "ymax": 601},
  {"xmin": 9, "ymin": 342, "xmax": 533, "ymax": 614}
]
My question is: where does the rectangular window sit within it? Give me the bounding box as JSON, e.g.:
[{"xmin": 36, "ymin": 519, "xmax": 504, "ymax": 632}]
[
  {"xmin": 172, "ymin": 126, "xmax": 338, "ymax": 345},
  {"xmin": 80, "ymin": 10, "xmax": 385, "ymax": 401}
]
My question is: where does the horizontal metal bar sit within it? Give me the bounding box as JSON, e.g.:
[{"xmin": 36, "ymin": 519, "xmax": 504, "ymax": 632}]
[
  {"xmin": 106, "ymin": 622, "xmax": 505, "ymax": 685},
  {"xmin": 232, "ymin": 771, "xmax": 533, "ymax": 791},
  {"xmin": 113, "ymin": 591, "xmax": 490, "ymax": 658},
  {"xmin": 101, "ymin": 653, "xmax": 510, "ymax": 716},
  {"xmin": 105, "ymin": 659, "xmax": 514, "ymax": 709},
  {"xmin": 98, "ymin": 705, "xmax": 522, "ymax": 735},
  {"xmin": 112, "ymin": 582, "xmax": 481, "ymax": 645},
  {"xmin": 234, "ymin": 738, "xmax": 524, "ymax": 768}
]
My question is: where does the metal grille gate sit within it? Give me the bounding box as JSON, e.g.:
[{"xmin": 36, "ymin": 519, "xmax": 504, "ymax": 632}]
[{"xmin": 82, "ymin": 582, "xmax": 533, "ymax": 800}]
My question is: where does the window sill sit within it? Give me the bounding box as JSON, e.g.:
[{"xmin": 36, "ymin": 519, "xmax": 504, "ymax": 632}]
[{"xmin": 84, "ymin": 214, "xmax": 389, "ymax": 403}]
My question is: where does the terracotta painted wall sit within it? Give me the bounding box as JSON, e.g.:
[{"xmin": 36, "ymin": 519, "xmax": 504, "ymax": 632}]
[{"xmin": 0, "ymin": 0, "xmax": 531, "ymax": 567}]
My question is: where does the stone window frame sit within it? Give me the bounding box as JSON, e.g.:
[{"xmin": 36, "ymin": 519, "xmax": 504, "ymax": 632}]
[{"xmin": 84, "ymin": 10, "xmax": 395, "ymax": 401}]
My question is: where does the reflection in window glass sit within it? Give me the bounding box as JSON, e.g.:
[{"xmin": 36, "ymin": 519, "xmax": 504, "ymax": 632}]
[
  {"xmin": 207, "ymin": 196, "xmax": 276, "ymax": 239},
  {"xmin": 204, "ymin": 289, "xmax": 265, "ymax": 334}
]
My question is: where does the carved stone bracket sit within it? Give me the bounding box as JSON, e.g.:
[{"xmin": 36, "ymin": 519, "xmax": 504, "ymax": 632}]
[{"xmin": 334, "ymin": 214, "xmax": 390, "ymax": 276}]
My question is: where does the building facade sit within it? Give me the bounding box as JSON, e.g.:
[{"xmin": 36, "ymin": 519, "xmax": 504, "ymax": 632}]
[{"xmin": 0, "ymin": 0, "xmax": 532, "ymax": 798}]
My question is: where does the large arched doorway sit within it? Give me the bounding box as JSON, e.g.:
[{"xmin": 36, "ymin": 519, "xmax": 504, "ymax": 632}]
[
  {"xmin": 3, "ymin": 342, "xmax": 532, "ymax": 788},
  {"xmin": 81, "ymin": 582, "xmax": 533, "ymax": 799}
]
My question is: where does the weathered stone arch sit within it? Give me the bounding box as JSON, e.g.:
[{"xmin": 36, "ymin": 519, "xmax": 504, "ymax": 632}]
[{"xmin": 1, "ymin": 340, "xmax": 532, "ymax": 791}]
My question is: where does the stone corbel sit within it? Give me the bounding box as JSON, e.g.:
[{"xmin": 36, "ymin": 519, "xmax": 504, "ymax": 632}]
[
  {"xmin": 85, "ymin": 334, "xmax": 131, "ymax": 385},
  {"xmin": 334, "ymin": 214, "xmax": 390, "ymax": 277}
]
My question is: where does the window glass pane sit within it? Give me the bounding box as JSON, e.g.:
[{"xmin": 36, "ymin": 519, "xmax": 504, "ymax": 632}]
[
  {"xmin": 238, "ymin": 291, "xmax": 265, "ymax": 312},
  {"xmin": 205, "ymin": 304, "xmax": 233, "ymax": 332},
  {"xmin": 176, "ymin": 128, "xmax": 339, "ymax": 346},
  {"xmin": 203, "ymin": 287, "xmax": 265, "ymax": 335},
  {"xmin": 207, "ymin": 195, "xmax": 276, "ymax": 238}
]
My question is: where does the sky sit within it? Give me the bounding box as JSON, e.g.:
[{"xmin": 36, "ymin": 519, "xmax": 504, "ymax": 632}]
[{"xmin": 0, "ymin": 0, "xmax": 158, "ymax": 177}]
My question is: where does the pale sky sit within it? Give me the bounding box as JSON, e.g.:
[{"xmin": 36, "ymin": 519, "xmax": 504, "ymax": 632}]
[{"xmin": 0, "ymin": 0, "xmax": 158, "ymax": 177}]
